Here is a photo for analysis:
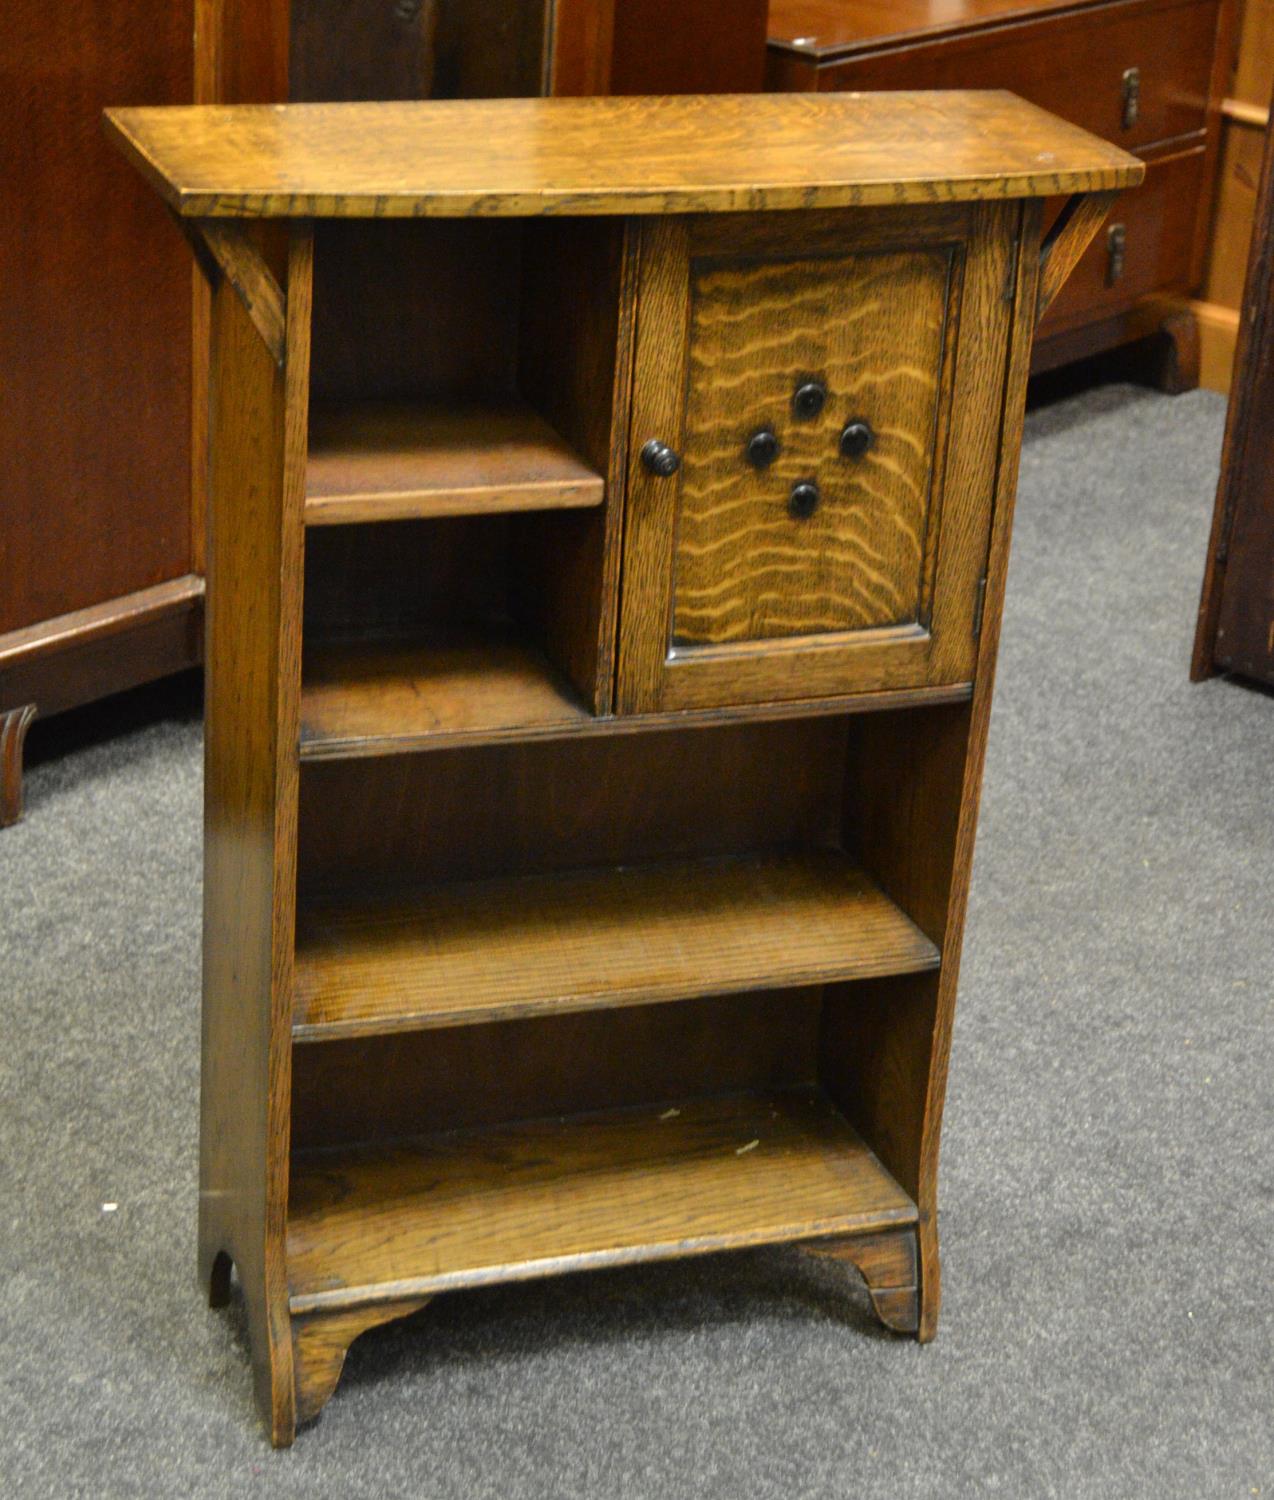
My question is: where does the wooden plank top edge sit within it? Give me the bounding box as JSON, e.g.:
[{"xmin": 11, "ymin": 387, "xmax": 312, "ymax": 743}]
[{"xmin": 103, "ymin": 93, "xmax": 1144, "ymax": 219}]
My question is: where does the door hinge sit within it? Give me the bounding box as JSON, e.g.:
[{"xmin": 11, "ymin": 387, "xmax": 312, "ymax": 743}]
[{"xmin": 972, "ymin": 575, "xmax": 988, "ymax": 638}]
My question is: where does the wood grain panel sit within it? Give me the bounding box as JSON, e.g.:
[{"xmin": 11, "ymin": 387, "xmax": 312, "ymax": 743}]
[
  {"xmin": 2, "ymin": 1, "xmax": 192, "ymax": 635},
  {"xmin": 198, "ymin": 227, "xmax": 312, "ymax": 1447},
  {"xmin": 103, "ymin": 93, "xmax": 1143, "ymax": 221},
  {"xmin": 292, "ymin": 849, "xmax": 940, "ymax": 1040},
  {"xmin": 618, "ymin": 200, "xmax": 1021, "ymax": 712},
  {"xmin": 287, "ymin": 1088, "xmax": 917, "ymax": 1312},
  {"xmin": 671, "ymin": 249, "xmax": 951, "ymax": 645}
]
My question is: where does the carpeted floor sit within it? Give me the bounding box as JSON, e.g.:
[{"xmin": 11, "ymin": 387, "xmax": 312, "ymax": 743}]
[{"xmin": 2, "ymin": 383, "xmax": 1271, "ymax": 1498}]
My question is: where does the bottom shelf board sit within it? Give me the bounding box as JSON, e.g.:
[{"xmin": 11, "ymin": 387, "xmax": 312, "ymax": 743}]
[
  {"xmin": 292, "ymin": 849, "xmax": 941, "ymax": 1040},
  {"xmin": 286, "ymin": 1088, "xmax": 916, "ymax": 1314}
]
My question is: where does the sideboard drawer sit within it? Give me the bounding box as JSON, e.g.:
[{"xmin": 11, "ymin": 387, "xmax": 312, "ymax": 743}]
[
  {"xmin": 807, "ymin": 0, "xmax": 1217, "ymax": 153},
  {"xmin": 1038, "ymin": 144, "xmax": 1206, "ymax": 334},
  {"xmin": 617, "ymin": 203, "xmax": 1019, "ymax": 714}
]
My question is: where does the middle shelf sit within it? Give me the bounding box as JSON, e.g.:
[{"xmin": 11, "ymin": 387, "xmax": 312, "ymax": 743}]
[
  {"xmin": 292, "ymin": 848, "xmax": 940, "ymax": 1042},
  {"xmin": 305, "ymin": 398, "xmax": 605, "ymax": 526}
]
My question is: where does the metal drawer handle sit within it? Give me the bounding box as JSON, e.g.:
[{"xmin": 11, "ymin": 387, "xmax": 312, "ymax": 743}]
[
  {"xmin": 1106, "ymin": 223, "xmax": 1126, "ymax": 287},
  {"xmin": 1121, "ymin": 67, "xmax": 1140, "ymax": 131}
]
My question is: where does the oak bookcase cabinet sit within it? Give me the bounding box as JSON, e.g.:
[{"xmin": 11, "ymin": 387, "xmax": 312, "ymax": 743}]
[{"xmin": 105, "ymin": 93, "xmax": 1139, "ymax": 1444}]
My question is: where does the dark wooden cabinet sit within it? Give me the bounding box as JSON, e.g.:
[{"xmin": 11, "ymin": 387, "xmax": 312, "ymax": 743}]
[
  {"xmin": 767, "ymin": 0, "xmax": 1235, "ymax": 381},
  {"xmin": 1193, "ymin": 94, "xmax": 1274, "ymax": 686},
  {"xmin": 0, "ymin": 1, "xmax": 203, "ymax": 824}
]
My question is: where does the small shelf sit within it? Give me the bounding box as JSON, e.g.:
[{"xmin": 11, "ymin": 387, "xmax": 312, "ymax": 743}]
[
  {"xmin": 287, "ymin": 1088, "xmax": 917, "ymax": 1313},
  {"xmin": 305, "ymin": 399, "xmax": 604, "ymax": 525},
  {"xmin": 300, "ymin": 627, "xmax": 594, "ymax": 756},
  {"xmin": 293, "ymin": 849, "xmax": 940, "ymax": 1041}
]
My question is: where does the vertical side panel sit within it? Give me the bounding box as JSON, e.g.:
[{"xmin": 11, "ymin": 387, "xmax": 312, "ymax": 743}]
[
  {"xmin": 615, "ymin": 217, "xmax": 690, "ymax": 714},
  {"xmin": 199, "ymin": 226, "xmax": 311, "ymax": 1446}
]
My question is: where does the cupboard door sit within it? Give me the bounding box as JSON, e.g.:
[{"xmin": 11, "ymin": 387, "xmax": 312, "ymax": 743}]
[{"xmin": 616, "ymin": 204, "xmax": 1019, "ymax": 714}]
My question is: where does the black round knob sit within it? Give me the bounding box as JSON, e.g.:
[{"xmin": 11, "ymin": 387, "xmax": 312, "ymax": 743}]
[
  {"xmin": 839, "ymin": 419, "xmax": 875, "ymax": 459},
  {"xmin": 792, "ymin": 380, "xmax": 828, "ymax": 421},
  {"xmin": 641, "ymin": 439, "xmax": 680, "ymax": 477},
  {"xmin": 788, "ymin": 480, "xmax": 820, "ymax": 520},
  {"xmin": 745, "ymin": 428, "xmax": 779, "ymax": 469}
]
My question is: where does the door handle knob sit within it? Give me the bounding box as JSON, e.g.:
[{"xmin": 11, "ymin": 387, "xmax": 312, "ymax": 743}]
[{"xmin": 641, "ymin": 439, "xmax": 681, "ymax": 477}]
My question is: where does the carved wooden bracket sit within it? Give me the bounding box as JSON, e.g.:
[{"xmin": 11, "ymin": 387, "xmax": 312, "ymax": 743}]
[
  {"xmin": 291, "ymin": 1296, "xmax": 432, "ymax": 1428},
  {"xmin": 1035, "ymin": 189, "xmax": 1120, "ymax": 325},
  {"xmin": 802, "ymin": 1225, "xmax": 921, "ymax": 1334},
  {"xmin": 173, "ymin": 213, "xmax": 287, "ymax": 365}
]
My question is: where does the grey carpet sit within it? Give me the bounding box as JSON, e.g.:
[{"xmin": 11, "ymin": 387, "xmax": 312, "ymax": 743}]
[{"xmin": 2, "ymin": 383, "xmax": 1270, "ymax": 1498}]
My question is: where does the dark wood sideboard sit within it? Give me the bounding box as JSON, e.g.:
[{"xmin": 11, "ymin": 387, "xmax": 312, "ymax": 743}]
[
  {"xmin": 1, "ymin": 0, "xmax": 767, "ymax": 825},
  {"xmin": 0, "ymin": 2, "xmax": 203, "ymax": 825},
  {"xmin": 767, "ymin": 0, "xmax": 1237, "ymax": 383},
  {"xmin": 1192, "ymin": 90, "xmax": 1274, "ymax": 687}
]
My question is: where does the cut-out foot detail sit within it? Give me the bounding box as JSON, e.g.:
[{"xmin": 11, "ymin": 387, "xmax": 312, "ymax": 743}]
[
  {"xmin": 291, "ymin": 1298, "xmax": 431, "ymax": 1428},
  {"xmin": 1, "ymin": 704, "xmax": 37, "ymax": 828},
  {"xmin": 802, "ymin": 1225, "xmax": 920, "ymax": 1335},
  {"xmin": 203, "ymin": 1247, "xmax": 233, "ymax": 1309}
]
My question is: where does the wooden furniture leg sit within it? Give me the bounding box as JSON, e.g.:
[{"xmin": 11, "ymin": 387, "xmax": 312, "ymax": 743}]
[
  {"xmin": 803, "ymin": 1226, "xmax": 921, "ymax": 1335},
  {"xmin": 1148, "ymin": 307, "xmax": 1202, "ymax": 394},
  {"xmin": 0, "ymin": 704, "xmax": 37, "ymax": 827},
  {"xmin": 291, "ymin": 1299, "xmax": 432, "ymax": 1428}
]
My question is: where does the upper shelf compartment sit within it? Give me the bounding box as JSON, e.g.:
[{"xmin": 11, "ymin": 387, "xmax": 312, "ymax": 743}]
[
  {"xmin": 306, "ymin": 398, "xmax": 604, "ymax": 525},
  {"xmin": 103, "ymin": 93, "xmax": 1144, "ymax": 220}
]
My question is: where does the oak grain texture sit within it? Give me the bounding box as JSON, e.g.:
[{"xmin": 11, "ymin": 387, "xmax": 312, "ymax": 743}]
[
  {"xmin": 670, "ymin": 246, "xmax": 951, "ymax": 645},
  {"xmin": 115, "ymin": 89, "xmax": 1110, "ymax": 1437},
  {"xmin": 286, "ymin": 1088, "xmax": 917, "ymax": 1313},
  {"xmin": 102, "ymin": 92, "xmax": 1142, "ymax": 220},
  {"xmin": 197, "ymin": 228, "xmax": 311, "ymax": 1446},
  {"xmin": 305, "ymin": 399, "xmax": 603, "ymax": 524},
  {"xmin": 292, "ymin": 849, "xmax": 940, "ymax": 1041},
  {"xmin": 617, "ymin": 200, "xmax": 1014, "ymax": 712}
]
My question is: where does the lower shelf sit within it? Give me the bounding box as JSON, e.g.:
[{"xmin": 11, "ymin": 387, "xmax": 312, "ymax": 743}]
[
  {"xmin": 293, "ymin": 849, "xmax": 940, "ymax": 1040},
  {"xmin": 287, "ymin": 1088, "xmax": 916, "ymax": 1314}
]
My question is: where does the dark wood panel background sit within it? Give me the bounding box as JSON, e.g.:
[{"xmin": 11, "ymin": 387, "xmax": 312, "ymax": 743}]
[{"xmin": 1, "ymin": 1, "xmax": 194, "ymax": 636}]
